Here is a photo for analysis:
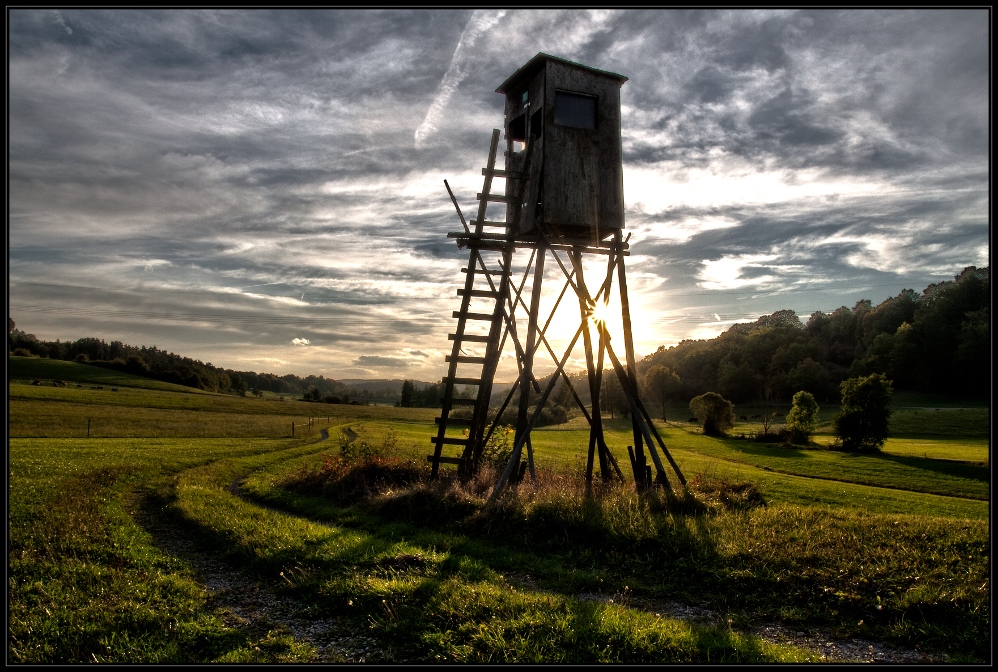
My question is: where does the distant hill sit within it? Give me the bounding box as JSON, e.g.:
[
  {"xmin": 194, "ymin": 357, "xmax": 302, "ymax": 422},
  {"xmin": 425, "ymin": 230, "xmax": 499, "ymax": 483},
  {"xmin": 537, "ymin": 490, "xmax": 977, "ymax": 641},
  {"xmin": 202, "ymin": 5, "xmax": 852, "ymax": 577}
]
[{"xmin": 338, "ymin": 379, "xmax": 436, "ymax": 394}]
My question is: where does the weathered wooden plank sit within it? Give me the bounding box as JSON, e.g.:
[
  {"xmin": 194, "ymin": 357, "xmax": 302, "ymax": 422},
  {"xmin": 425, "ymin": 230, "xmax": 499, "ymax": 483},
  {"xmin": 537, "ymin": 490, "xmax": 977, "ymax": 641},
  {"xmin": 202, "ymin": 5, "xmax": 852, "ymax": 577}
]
[
  {"xmin": 449, "ymin": 333, "xmax": 490, "ymax": 343},
  {"xmin": 426, "ymin": 455, "xmax": 466, "ymax": 464},
  {"xmin": 453, "ymin": 311, "xmax": 494, "ymax": 321},
  {"xmin": 461, "ymin": 267, "xmax": 507, "ymax": 275},
  {"xmin": 444, "ymin": 377, "xmax": 482, "ymax": 386},
  {"xmin": 429, "ymin": 437, "xmax": 470, "ymax": 446},
  {"xmin": 483, "ymin": 168, "xmax": 524, "ymax": 179},
  {"xmin": 436, "ymin": 416, "xmax": 473, "ymax": 426},
  {"xmin": 477, "ymin": 193, "xmax": 512, "ymax": 203},
  {"xmin": 446, "ymin": 355, "xmax": 488, "ymax": 365},
  {"xmin": 457, "ymin": 289, "xmax": 499, "ymax": 298}
]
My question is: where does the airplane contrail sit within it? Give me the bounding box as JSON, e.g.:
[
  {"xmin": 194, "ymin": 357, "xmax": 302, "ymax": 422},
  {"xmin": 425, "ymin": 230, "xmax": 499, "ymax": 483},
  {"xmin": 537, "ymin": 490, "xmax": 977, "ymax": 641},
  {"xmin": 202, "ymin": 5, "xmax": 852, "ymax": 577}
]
[{"xmin": 414, "ymin": 9, "xmax": 507, "ymax": 148}]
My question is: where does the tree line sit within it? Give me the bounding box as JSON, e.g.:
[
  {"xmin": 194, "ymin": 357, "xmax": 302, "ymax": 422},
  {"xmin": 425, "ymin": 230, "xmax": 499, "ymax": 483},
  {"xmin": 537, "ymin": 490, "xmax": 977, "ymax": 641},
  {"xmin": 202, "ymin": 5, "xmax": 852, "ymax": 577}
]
[
  {"xmin": 8, "ymin": 265, "xmax": 987, "ymax": 407},
  {"xmin": 636, "ymin": 266, "xmax": 988, "ymax": 406},
  {"xmin": 7, "ymin": 322, "xmax": 349, "ymax": 399}
]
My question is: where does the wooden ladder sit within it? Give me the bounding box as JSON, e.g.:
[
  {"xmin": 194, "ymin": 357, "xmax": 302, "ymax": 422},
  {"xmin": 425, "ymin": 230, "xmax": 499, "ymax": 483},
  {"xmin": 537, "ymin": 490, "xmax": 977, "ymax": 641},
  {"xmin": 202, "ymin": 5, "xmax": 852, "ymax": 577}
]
[{"xmin": 429, "ymin": 129, "xmax": 528, "ymax": 477}]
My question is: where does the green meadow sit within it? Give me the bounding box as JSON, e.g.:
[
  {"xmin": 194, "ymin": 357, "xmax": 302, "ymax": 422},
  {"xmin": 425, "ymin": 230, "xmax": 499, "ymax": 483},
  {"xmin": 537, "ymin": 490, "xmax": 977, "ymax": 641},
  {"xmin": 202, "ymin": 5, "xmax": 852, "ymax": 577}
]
[{"xmin": 7, "ymin": 357, "xmax": 990, "ymax": 663}]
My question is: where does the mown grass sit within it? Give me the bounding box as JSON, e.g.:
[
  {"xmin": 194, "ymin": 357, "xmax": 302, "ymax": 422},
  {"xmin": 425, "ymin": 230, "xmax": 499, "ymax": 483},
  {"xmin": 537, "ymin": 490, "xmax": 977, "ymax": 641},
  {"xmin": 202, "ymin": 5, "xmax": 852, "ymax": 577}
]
[
  {"xmin": 8, "ymin": 437, "xmax": 320, "ymax": 663},
  {"xmin": 8, "ymin": 358, "xmax": 990, "ymax": 663},
  {"xmin": 163, "ymin": 450, "xmax": 816, "ymax": 663},
  {"xmin": 343, "ymin": 418, "xmax": 989, "ymax": 514},
  {"xmin": 237, "ymin": 452, "xmax": 988, "ymax": 661}
]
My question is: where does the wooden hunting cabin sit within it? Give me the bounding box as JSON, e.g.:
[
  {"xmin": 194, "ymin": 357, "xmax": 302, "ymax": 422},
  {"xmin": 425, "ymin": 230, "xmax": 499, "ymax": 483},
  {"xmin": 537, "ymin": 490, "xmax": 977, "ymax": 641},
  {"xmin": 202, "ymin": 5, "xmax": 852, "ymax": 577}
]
[{"xmin": 497, "ymin": 53, "xmax": 628, "ymax": 239}]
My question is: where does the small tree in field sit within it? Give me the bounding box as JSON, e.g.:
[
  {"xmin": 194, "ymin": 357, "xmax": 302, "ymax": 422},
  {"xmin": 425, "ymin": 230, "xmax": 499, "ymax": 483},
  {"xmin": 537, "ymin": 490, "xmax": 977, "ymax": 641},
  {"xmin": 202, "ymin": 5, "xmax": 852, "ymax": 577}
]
[
  {"xmin": 785, "ymin": 390, "xmax": 819, "ymax": 444},
  {"xmin": 399, "ymin": 380, "xmax": 416, "ymax": 408},
  {"xmin": 689, "ymin": 392, "xmax": 735, "ymax": 436},
  {"xmin": 643, "ymin": 365, "xmax": 680, "ymax": 421},
  {"xmin": 834, "ymin": 373, "xmax": 893, "ymax": 452}
]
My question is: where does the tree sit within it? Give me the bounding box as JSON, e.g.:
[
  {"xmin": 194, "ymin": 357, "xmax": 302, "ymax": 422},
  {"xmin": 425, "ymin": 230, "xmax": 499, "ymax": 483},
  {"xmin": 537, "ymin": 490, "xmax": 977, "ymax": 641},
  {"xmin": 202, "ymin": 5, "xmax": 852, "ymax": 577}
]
[
  {"xmin": 785, "ymin": 390, "xmax": 819, "ymax": 444},
  {"xmin": 689, "ymin": 392, "xmax": 735, "ymax": 436},
  {"xmin": 601, "ymin": 369, "xmax": 630, "ymax": 419},
  {"xmin": 643, "ymin": 365, "xmax": 680, "ymax": 421},
  {"xmin": 834, "ymin": 373, "xmax": 893, "ymax": 452},
  {"xmin": 400, "ymin": 380, "xmax": 416, "ymax": 408}
]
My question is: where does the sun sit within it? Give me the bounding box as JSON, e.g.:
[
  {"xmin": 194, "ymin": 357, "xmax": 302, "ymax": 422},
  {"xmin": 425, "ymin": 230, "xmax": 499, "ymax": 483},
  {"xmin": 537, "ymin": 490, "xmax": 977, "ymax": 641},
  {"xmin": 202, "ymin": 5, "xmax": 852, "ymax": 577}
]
[{"xmin": 589, "ymin": 299, "xmax": 611, "ymax": 326}]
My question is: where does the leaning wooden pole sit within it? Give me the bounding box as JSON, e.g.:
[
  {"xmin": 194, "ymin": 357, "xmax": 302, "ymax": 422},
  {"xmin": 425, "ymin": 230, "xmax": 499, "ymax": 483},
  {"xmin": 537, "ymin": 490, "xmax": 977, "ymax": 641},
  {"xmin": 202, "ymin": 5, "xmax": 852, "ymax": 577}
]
[{"xmin": 615, "ymin": 230, "xmax": 648, "ymax": 488}]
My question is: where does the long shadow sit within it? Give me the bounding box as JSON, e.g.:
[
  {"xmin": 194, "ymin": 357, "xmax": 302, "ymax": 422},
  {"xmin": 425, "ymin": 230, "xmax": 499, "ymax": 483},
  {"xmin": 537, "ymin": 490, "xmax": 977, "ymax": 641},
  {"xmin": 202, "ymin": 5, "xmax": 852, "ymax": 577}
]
[{"xmin": 864, "ymin": 451, "xmax": 990, "ymax": 484}]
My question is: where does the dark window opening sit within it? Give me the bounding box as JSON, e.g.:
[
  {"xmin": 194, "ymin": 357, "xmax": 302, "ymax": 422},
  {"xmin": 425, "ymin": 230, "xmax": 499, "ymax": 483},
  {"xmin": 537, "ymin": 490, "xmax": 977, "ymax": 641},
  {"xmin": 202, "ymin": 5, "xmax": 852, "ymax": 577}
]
[
  {"xmin": 530, "ymin": 108, "xmax": 543, "ymax": 138},
  {"xmin": 509, "ymin": 113, "xmax": 527, "ymax": 141},
  {"xmin": 554, "ymin": 91, "xmax": 597, "ymax": 129}
]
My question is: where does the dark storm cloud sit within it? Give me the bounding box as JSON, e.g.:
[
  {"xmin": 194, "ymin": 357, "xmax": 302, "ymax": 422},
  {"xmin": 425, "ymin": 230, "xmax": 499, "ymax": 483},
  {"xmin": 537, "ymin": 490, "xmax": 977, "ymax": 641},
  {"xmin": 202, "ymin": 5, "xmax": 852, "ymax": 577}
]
[{"xmin": 9, "ymin": 9, "xmax": 988, "ymax": 376}]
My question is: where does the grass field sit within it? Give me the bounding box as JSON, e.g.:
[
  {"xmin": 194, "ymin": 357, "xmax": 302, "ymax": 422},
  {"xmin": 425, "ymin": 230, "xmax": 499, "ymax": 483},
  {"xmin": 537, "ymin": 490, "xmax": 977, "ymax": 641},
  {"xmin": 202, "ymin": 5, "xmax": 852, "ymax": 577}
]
[{"xmin": 7, "ymin": 357, "xmax": 990, "ymax": 663}]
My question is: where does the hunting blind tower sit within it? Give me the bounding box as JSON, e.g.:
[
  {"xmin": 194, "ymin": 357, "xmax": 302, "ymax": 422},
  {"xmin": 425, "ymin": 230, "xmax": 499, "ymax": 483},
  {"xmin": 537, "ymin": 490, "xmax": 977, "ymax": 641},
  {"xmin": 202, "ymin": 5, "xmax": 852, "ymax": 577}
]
[{"xmin": 430, "ymin": 53, "xmax": 686, "ymax": 498}]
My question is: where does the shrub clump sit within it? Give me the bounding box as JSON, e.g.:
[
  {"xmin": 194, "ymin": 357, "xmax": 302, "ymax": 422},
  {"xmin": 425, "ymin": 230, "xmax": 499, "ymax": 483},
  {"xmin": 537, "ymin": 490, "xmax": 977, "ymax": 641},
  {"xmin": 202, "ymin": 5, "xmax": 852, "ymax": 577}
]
[
  {"xmin": 833, "ymin": 374, "xmax": 893, "ymax": 452},
  {"xmin": 689, "ymin": 392, "xmax": 735, "ymax": 436}
]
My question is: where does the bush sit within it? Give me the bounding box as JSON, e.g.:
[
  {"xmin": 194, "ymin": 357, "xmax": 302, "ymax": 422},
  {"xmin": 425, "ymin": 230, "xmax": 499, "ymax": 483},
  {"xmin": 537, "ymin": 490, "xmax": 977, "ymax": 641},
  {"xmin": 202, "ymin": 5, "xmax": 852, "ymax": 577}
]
[
  {"xmin": 689, "ymin": 392, "xmax": 735, "ymax": 436},
  {"xmin": 834, "ymin": 373, "xmax": 893, "ymax": 452},
  {"xmin": 784, "ymin": 390, "xmax": 819, "ymax": 444}
]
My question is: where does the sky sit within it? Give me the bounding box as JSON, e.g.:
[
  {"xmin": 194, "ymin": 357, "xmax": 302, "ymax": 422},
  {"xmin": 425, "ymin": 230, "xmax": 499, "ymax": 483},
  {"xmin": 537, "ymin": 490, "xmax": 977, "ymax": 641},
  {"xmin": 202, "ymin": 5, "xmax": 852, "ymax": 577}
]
[{"xmin": 8, "ymin": 9, "xmax": 990, "ymax": 382}]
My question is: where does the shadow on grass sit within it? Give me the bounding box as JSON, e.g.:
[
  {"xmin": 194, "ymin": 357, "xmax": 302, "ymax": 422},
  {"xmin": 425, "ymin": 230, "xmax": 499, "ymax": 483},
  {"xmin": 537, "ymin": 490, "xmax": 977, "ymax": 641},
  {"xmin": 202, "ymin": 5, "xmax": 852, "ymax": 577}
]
[{"xmin": 863, "ymin": 451, "xmax": 989, "ymax": 484}]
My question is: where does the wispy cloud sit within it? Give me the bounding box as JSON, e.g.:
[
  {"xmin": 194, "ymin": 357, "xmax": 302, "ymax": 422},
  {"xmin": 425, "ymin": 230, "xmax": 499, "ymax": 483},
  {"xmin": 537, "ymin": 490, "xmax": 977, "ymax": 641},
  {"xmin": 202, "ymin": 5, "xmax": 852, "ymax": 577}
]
[{"xmin": 414, "ymin": 9, "xmax": 506, "ymax": 148}]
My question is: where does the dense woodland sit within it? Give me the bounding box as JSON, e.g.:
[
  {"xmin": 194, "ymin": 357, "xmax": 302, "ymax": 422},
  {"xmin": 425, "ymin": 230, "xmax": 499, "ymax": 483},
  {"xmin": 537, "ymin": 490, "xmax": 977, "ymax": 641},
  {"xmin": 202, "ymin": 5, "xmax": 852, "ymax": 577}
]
[
  {"xmin": 8, "ymin": 266, "xmax": 988, "ymax": 407},
  {"xmin": 635, "ymin": 266, "xmax": 989, "ymax": 404}
]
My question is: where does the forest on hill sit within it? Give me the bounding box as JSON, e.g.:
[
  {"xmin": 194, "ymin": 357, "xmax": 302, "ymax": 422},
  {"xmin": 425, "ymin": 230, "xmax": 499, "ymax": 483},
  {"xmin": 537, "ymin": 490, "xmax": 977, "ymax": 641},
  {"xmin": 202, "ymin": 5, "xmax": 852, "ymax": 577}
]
[
  {"xmin": 636, "ymin": 266, "xmax": 989, "ymax": 404},
  {"xmin": 8, "ymin": 266, "xmax": 988, "ymax": 406}
]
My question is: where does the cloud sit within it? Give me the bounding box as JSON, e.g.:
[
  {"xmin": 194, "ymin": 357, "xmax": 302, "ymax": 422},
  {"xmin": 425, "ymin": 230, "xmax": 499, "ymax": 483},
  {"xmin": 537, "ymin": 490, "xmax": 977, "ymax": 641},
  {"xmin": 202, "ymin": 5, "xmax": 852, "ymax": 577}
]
[
  {"xmin": 6, "ymin": 9, "xmax": 988, "ymax": 378},
  {"xmin": 354, "ymin": 355, "xmax": 410, "ymax": 368},
  {"xmin": 291, "ymin": 338, "xmax": 310, "ymax": 346},
  {"xmin": 414, "ymin": 9, "xmax": 507, "ymax": 148}
]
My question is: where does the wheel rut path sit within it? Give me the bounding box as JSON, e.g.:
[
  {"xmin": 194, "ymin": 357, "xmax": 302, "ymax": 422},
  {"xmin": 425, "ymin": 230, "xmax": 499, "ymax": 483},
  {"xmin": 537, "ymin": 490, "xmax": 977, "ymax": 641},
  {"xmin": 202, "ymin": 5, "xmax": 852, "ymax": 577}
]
[{"xmin": 136, "ymin": 424, "xmax": 945, "ymax": 664}]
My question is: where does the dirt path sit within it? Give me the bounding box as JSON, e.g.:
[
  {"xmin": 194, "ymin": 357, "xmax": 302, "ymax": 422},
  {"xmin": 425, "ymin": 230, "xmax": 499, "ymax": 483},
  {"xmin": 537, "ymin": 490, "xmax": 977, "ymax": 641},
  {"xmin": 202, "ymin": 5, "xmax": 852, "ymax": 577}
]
[
  {"xmin": 575, "ymin": 590, "xmax": 944, "ymax": 663},
  {"xmin": 136, "ymin": 435, "xmax": 945, "ymax": 664},
  {"xmin": 135, "ymin": 501, "xmax": 391, "ymax": 663}
]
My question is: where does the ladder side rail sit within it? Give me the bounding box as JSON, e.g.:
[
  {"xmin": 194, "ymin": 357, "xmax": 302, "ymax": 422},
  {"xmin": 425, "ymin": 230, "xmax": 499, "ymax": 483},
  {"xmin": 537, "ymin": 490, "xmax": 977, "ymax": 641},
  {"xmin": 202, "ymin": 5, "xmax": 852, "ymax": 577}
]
[
  {"xmin": 473, "ymin": 129, "xmax": 502, "ymax": 234},
  {"xmin": 442, "ymin": 129, "xmax": 503, "ymax": 475},
  {"xmin": 467, "ymin": 140, "xmax": 537, "ymax": 470},
  {"xmin": 613, "ymin": 230, "xmax": 647, "ymax": 482},
  {"xmin": 430, "ymin": 248, "xmax": 482, "ymax": 476}
]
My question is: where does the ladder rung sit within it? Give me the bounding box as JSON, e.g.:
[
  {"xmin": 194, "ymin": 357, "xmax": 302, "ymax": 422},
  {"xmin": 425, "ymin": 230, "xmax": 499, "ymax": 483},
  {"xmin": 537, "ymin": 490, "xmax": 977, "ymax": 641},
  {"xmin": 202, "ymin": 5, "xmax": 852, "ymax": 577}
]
[
  {"xmin": 436, "ymin": 416, "xmax": 473, "ymax": 426},
  {"xmin": 483, "ymin": 168, "xmax": 523, "ymax": 179},
  {"xmin": 449, "ymin": 333, "xmax": 490, "ymax": 343},
  {"xmin": 445, "ymin": 398, "xmax": 478, "ymax": 406},
  {"xmin": 477, "ymin": 193, "xmax": 512, "ymax": 203},
  {"xmin": 461, "ymin": 267, "xmax": 506, "ymax": 276},
  {"xmin": 430, "ymin": 437, "xmax": 470, "ymax": 446},
  {"xmin": 457, "ymin": 289, "xmax": 498, "ymax": 298},
  {"xmin": 446, "ymin": 355, "xmax": 487, "ymax": 365},
  {"xmin": 445, "ymin": 377, "xmax": 481, "ymax": 386},
  {"xmin": 454, "ymin": 311, "xmax": 494, "ymax": 321},
  {"xmin": 427, "ymin": 455, "xmax": 466, "ymax": 465}
]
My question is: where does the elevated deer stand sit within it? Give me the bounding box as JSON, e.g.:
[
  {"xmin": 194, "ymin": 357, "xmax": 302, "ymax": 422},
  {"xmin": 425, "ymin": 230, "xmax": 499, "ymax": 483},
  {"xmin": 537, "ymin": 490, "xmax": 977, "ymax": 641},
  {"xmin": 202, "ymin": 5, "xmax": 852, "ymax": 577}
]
[{"xmin": 429, "ymin": 54, "xmax": 686, "ymax": 499}]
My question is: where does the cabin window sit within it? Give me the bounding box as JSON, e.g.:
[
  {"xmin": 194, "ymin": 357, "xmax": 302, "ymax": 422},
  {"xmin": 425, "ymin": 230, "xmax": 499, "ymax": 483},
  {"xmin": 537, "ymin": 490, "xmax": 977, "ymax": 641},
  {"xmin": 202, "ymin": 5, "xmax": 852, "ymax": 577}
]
[
  {"xmin": 509, "ymin": 113, "xmax": 526, "ymax": 141},
  {"xmin": 554, "ymin": 90, "xmax": 597, "ymax": 129},
  {"xmin": 509, "ymin": 112, "xmax": 527, "ymax": 153}
]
